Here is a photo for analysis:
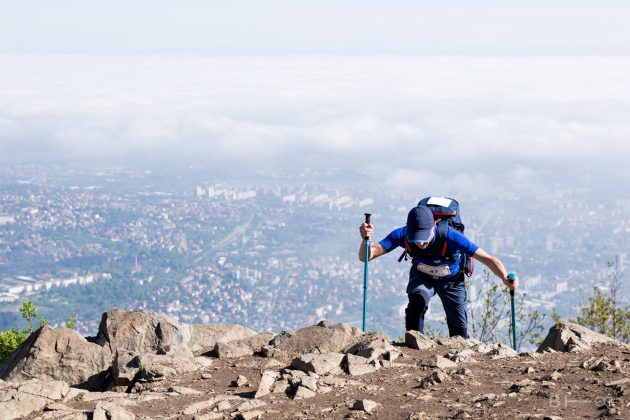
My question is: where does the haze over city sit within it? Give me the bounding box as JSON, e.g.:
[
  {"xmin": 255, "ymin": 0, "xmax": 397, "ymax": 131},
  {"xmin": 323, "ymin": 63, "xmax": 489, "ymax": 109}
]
[{"xmin": 0, "ymin": 1, "xmax": 628, "ymax": 338}]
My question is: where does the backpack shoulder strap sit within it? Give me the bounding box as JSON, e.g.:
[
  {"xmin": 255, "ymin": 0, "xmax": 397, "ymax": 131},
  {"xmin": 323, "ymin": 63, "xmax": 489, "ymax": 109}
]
[{"xmin": 435, "ymin": 220, "xmax": 449, "ymax": 258}]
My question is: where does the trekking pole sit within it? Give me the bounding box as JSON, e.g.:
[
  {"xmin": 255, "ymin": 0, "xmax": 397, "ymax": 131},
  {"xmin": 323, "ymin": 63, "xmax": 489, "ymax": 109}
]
[
  {"xmin": 362, "ymin": 213, "xmax": 372, "ymax": 333},
  {"xmin": 507, "ymin": 273, "xmax": 517, "ymax": 351}
]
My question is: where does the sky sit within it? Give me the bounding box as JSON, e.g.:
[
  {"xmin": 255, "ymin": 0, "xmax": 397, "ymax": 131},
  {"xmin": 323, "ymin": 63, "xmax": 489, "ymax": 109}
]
[{"xmin": 0, "ymin": 1, "xmax": 629, "ymax": 192}]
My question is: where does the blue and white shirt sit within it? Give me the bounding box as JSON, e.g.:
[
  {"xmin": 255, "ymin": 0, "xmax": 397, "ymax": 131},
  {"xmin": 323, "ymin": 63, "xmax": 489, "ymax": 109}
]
[{"xmin": 379, "ymin": 225, "xmax": 479, "ymax": 280}]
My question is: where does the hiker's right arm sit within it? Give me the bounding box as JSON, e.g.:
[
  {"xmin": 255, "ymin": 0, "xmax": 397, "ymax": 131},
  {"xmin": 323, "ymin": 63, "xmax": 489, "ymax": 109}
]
[{"xmin": 358, "ymin": 223, "xmax": 386, "ymax": 261}]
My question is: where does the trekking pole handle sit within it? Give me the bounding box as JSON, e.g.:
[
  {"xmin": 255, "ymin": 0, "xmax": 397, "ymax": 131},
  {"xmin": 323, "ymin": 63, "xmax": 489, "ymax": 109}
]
[
  {"xmin": 363, "ymin": 213, "xmax": 372, "ymax": 240},
  {"xmin": 507, "ymin": 272, "xmax": 517, "ymax": 296}
]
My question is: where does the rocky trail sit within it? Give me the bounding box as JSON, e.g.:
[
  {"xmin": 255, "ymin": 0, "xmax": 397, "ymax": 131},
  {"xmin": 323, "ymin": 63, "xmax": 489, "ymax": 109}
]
[{"xmin": 0, "ymin": 309, "xmax": 628, "ymax": 419}]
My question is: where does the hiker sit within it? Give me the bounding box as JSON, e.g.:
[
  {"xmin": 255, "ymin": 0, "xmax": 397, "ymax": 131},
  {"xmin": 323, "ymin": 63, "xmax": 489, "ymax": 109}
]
[{"xmin": 358, "ymin": 202, "xmax": 518, "ymax": 338}]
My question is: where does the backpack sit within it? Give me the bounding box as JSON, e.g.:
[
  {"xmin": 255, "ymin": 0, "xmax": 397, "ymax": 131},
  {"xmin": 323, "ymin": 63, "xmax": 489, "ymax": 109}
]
[{"xmin": 398, "ymin": 196, "xmax": 474, "ymax": 277}]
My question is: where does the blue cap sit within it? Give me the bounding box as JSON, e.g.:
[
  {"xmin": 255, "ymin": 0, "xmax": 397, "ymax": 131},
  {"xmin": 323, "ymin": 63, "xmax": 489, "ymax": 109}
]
[{"xmin": 406, "ymin": 205, "xmax": 435, "ymax": 243}]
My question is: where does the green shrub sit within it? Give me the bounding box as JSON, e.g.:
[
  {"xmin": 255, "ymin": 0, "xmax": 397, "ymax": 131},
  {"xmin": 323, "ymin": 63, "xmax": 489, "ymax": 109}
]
[{"xmin": 0, "ymin": 328, "xmax": 29, "ymax": 363}]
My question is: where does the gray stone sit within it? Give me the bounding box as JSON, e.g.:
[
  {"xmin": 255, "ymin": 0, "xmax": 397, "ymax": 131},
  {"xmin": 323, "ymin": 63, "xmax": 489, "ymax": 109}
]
[
  {"xmin": 301, "ymin": 375, "xmax": 318, "ymax": 391},
  {"xmin": 213, "ymin": 332, "xmax": 275, "ymax": 358},
  {"xmin": 189, "ymin": 324, "xmax": 256, "ymax": 352},
  {"xmin": 182, "ymin": 394, "xmax": 242, "ymax": 415},
  {"xmin": 112, "ymin": 350, "xmax": 141, "ymax": 388},
  {"xmin": 435, "ymin": 336, "xmax": 471, "ymax": 349},
  {"xmin": 272, "ymin": 379, "xmax": 291, "ymax": 394},
  {"xmin": 93, "ymin": 401, "xmax": 135, "ymax": 420},
  {"xmin": 168, "ymin": 386, "xmax": 202, "ymax": 395},
  {"xmin": 455, "ymin": 368, "xmax": 472, "ymax": 377},
  {"xmin": 0, "ymin": 327, "xmax": 111, "ymax": 390},
  {"xmin": 194, "ymin": 413, "xmax": 223, "ymax": 420},
  {"xmin": 0, "ymin": 388, "xmax": 48, "ymax": 420},
  {"xmin": 344, "ymin": 332, "xmax": 396, "ymax": 362},
  {"xmin": 254, "ymin": 371, "xmax": 277, "ymax": 398},
  {"xmin": 541, "ymin": 371, "xmax": 562, "ymax": 381},
  {"xmin": 446, "ymin": 348, "xmax": 476, "ymax": 363},
  {"xmin": 418, "ymin": 370, "xmax": 450, "ymax": 388},
  {"xmin": 234, "ymin": 375, "xmax": 249, "ymax": 387},
  {"xmin": 352, "ymin": 399, "xmax": 381, "ymax": 413},
  {"xmin": 236, "ymin": 410, "xmax": 264, "ymax": 420},
  {"xmin": 487, "ymin": 343, "xmax": 518, "ymax": 359},
  {"xmin": 509, "ymin": 379, "xmax": 533, "ymax": 393},
  {"xmin": 537, "ymin": 322, "xmax": 618, "ymax": 353},
  {"xmin": 344, "ymin": 354, "xmax": 379, "ymax": 376},
  {"xmin": 293, "ymin": 385, "xmax": 317, "ymax": 399},
  {"xmin": 236, "ymin": 399, "xmax": 266, "ymax": 412},
  {"xmin": 522, "ymin": 367, "xmax": 536, "ymax": 374},
  {"xmin": 290, "ymin": 352, "xmax": 345, "ymax": 375},
  {"xmin": 605, "ymin": 378, "xmax": 630, "ymax": 387},
  {"xmin": 95, "ymin": 308, "xmax": 193, "ymax": 358},
  {"xmin": 471, "ymin": 394, "xmax": 496, "ymax": 403},
  {"xmin": 18, "ymin": 378, "xmax": 70, "ymax": 401},
  {"xmin": 269, "ymin": 321, "xmax": 363, "ymax": 355},
  {"xmin": 405, "ymin": 331, "xmax": 436, "ymax": 350},
  {"xmin": 419, "ymin": 355, "xmax": 457, "ymax": 369}
]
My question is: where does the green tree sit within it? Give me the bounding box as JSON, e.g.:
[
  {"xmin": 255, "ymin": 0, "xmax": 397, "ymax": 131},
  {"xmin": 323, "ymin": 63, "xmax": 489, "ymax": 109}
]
[
  {"xmin": 574, "ymin": 256, "xmax": 629, "ymax": 343},
  {"xmin": 1, "ymin": 300, "xmax": 46, "ymax": 363},
  {"xmin": 19, "ymin": 300, "xmax": 37, "ymax": 332},
  {"xmin": 467, "ymin": 270, "xmax": 547, "ymax": 351}
]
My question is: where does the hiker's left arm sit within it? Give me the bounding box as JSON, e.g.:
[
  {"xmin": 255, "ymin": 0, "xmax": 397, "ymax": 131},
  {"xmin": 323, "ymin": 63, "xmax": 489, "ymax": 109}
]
[{"xmin": 472, "ymin": 248, "xmax": 518, "ymax": 291}]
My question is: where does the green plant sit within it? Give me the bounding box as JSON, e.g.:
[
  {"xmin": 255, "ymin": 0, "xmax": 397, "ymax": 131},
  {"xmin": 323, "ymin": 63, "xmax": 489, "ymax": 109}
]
[
  {"xmin": 0, "ymin": 328, "xmax": 29, "ymax": 363},
  {"xmin": 19, "ymin": 300, "xmax": 38, "ymax": 332},
  {"xmin": 467, "ymin": 270, "xmax": 547, "ymax": 351},
  {"xmin": 574, "ymin": 256, "xmax": 629, "ymax": 343},
  {"xmin": 0, "ymin": 300, "xmax": 48, "ymax": 363},
  {"xmin": 65, "ymin": 314, "xmax": 78, "ymax": 329}
]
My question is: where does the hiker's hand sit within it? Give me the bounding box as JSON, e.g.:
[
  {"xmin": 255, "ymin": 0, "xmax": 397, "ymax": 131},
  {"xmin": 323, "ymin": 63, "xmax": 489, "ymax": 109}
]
[
  {"xmin": 503, "ymin": 275, "xmax": 519, "ymax": 291},
  {"xmin": 359, "ymin": 223, "xmax": 373, "ymax": 240}
]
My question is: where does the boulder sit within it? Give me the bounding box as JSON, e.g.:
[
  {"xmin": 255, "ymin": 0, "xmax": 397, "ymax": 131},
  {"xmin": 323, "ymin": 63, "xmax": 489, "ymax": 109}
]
[
  {"xmin": 95, "ymin": 308, "xmax": 193, "ymax": 358},
  {"xmin": 111, "ymin": 350, "xmax": 198, "ymax": 392},
  {"xmin": 213, "ymin": 332, "xmax": 275, "ymax": 358},
  {"xmin": 111, "ymin": 350, "xmax": 141, "ymax": 388},
  {"xmin": 419, "ymin": 355, "xmax": 457, "ymax": 369},
  {"xmin": 344, "ymin": 354, "xmax": 379, "ymax": 376},
  {"xmin": 293, "ymin": 385, "xmax": 316, "ymax": 399},
  {"xmin": 418, "ymin": 370, "xmax": 450, "ymax": 388},
  {"xmin": 290, "ymin": 352, "xmax": 345, "ymax": 375},
  {"xmin": 344, "ymin": 332, "xmax": 397, "ymax": 362},
  {"xmin": 189, "ymin": 324, "xmax": 256, "ymax": 353},
  {"xmin": 254, "ymin": 371, "xmax": 277, "ymax": 398},
  {"xmin": 405, "ymin": 331, "xmax": 436, "ymax": 350},
  {"xmin": 269, "ymin": 321, "xmax": 362, "ymax": 355},
  {"xmin": 537, "ymin": 322, "xmax": 617, "ymax": 353},
  {"xmin": 0, "ymin": 378, "xmax": 71, "ymax": 420},
  {"xmin": 0, "ymin": 327, "xmax": 111, "ymax": 389},
  {"xmin": 352, "ymin": 399, "xmax": 381, "ymax": 413},
  {"xmin": 487, "ymin": 343, "xmax": 518, "ymax": 359}
]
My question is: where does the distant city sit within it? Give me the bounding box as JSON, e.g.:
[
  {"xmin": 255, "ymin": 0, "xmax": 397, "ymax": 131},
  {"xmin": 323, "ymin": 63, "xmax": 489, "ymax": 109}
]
[{"xmin": 0, "ymin": 164, "xmax": 628, "ymax": 342}]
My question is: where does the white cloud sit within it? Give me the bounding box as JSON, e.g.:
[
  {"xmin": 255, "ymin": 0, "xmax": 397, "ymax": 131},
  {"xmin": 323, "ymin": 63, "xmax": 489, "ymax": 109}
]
[{"xmin": 0, "ymin": 55, "xmax": 629, "ymax": 188}]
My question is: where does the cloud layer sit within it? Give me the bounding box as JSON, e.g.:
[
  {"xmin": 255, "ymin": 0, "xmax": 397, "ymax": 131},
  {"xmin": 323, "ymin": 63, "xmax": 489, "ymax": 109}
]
[{"xmin": 1, "ymin": 55, "xmax": 629, "ymax": 189}]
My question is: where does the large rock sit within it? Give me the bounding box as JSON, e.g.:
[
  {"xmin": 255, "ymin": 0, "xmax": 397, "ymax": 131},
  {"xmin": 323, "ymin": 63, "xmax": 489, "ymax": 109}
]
[
  {"xmin": 0, "ymin": 378, "xmax": 71, "ymax": 420},
  {"xmin": 405, "ymin": 331, "xmax": 436, "ymax": 350},
  {"xmin": 537, "ymin": 322, "xmax": 617, "ymax": 353},
  {"xmin": 269, "ymin": 320, "xmax": 363, "ymax": 354},
  {"xmin": 344, "ymin": 332, "xmax": 398, "ymax": 362},
  {"xmin": 290, "ymin": 352, "xmax": 345, "ymax": 375},
  {"xmin": 113, "ymin": 352, "xmax": 198, "ymax": 393},
  {"xmin": 0, "ymin": 326, "xmax": 111, "ymax": 389},
  {"xmin": 189, "ymin": 324, "xmax": 256, "ymax": 352},
  {"xmin": 95, "ymin": 308, "xmax": 193, "ymax": 358},
  {"xmin": 213, "ymin": 332, "xmax": 275, "ymax": 358}
]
